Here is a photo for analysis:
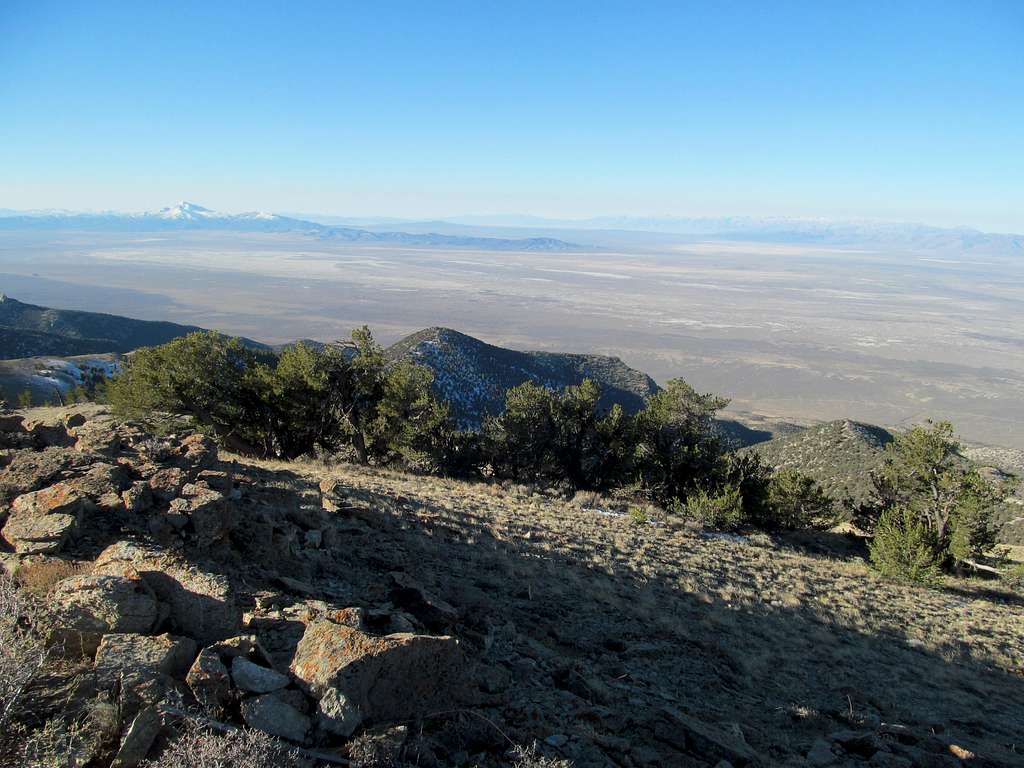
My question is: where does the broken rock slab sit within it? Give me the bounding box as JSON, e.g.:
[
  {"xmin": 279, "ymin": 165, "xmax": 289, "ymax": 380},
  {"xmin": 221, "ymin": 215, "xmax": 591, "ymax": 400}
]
[
  {"xmin": 2, "ymin": 482, "xmax": 88, "ymax": 554},
  {"xmin": 94, "ymin": 632, "xmax": 197, "ymax": 716},
  {"xmin": 186, "ymin": 647, "xmax": 232, "ymax": 715},
  {"xmin": 290, "ymin": 619, "xmax": 465, "ymax": 737},
  {"xmin": 241, "ymin": 693, "xmax": 312, "ymax": 744},
  {"xmin": 46, "ymin": 572, "xmax": 159, "ymax": 656},
  {"xmin": 94, "ymin": 541, "xmax": 242, "ymax": 644}
]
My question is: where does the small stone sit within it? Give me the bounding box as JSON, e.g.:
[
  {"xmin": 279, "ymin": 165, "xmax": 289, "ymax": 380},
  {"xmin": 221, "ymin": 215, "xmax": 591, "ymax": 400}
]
[
  {"xmin": 232, "ymin": 656, "xmax": 290, "ymax": 694},
  {"xmin": 545, "ymin": 734, "xmax": 569, "ymax": 748}
]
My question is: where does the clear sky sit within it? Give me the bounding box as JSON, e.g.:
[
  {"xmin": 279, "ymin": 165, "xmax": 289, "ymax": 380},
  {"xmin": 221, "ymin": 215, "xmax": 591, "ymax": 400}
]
[{"xmin": 1, "ymin": 1, "xmax": 1022, "ymax": 231}]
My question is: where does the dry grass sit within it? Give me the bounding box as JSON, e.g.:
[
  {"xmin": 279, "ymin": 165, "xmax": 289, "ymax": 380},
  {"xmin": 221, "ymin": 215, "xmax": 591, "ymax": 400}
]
[
  {"xmin": 16, "ymin": 559, "xmax": 90, "ymax": 599},
  {"xmin": 0, "ymin": 571, "xmax": 49, "ymax": 731},
  {"xmin": 233, "ymin": 452, "xmax": 1024, "ymax": 762},
  {"xmin": 142, "ymin": 723, "xmax": 304, "ymax": 768}
]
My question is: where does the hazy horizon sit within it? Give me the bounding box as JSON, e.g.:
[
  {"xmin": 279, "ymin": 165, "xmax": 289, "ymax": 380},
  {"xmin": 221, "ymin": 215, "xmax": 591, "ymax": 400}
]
[{"xmin": 3, "ymin": 2, "xmax": 1022, "ymax": 231}]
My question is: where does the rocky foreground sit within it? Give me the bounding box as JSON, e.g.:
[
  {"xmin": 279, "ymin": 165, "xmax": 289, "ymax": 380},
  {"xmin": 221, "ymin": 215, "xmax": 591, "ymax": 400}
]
[{"xmin": 1, "ymin": 406, "xmax": 1022, "ymax": 767}]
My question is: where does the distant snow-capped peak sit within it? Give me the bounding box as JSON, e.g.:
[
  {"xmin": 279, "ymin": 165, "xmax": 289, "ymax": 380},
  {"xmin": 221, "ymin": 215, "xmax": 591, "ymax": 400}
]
[
  {"xmin": 155, "ymin": 201, "xmax": 279, "ymax": 221},
  {"xmin": 157, "ymin": 201, "xmax": 218, "ymax": 220}
]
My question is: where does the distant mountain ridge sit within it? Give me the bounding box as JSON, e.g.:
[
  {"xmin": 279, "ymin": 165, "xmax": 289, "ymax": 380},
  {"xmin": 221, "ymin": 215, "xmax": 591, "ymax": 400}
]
[
  {"xmin": 0, "ymin": 201, "xmax": 580, "ymax": 252},
  {"xmin": 385, "ymin": 327, "xmax": 660, "ymax": 428},
  {"xmin": 441, "ymin": 214, "xmax": 1024, "ymax": 256}
]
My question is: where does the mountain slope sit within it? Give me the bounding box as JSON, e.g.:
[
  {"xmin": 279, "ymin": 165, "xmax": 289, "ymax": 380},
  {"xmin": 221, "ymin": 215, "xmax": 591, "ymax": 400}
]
[
  {"xmin": 742, "ymin": 419, "xmax": 894, "ymax": 505},
  {"xmin": 386, "ymin": 327, "xmax": 659, "ymax": 428},
  {"xmin": 0, "ymin": 295, "xmax": 210, "ymax": 359},
  {"xmin": 0, "ymin": 201, "xmax": 581, "ymax": 251}
]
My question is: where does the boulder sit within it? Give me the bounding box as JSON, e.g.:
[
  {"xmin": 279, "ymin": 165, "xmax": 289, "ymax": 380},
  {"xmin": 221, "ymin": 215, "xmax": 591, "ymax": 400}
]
[
  {"xmin": 46, "ymin": 573, "xmax": 159, "ymax": 656},
  {"xmin": 148, "ymin": 467, "xmax": 186, "ymax": 502},
  {"xmin": 290, "ymin": 620, "xmax": 465, "ymax": 736},
  {"xmin": 122, "ymin": 482, "xmax": 153, "ymax": 514},
  {"xmin": 94, "ymin": 542, "xmax": 241, "ymax": 644},
  {"xmin": 231, "ymin": 656, "xmax": 290, "ymax": 694},
  {"xmin": 177, "ymin": 482, "xmax": 235, "ymax": 545},
  {"xmin": 241, "ymin": 693, "xmax": 311, "ymax": 744},
  {"xmin": 179, "ymin": 433, "xmax": 217, "ymax": 469},
  {"xmin": 94, "ymin": 633, "xmax": 196, "ymax": 716},
  {"xmin": 70, "ymin": 417, "xmax": 123, "ymax": 454},
  {"xmin": 2, "ymin": 482, "xmax": 88, "ymax": 554},
  {"xmin": 0, "ymin": 413, "xmax": 25, "ymax": 433},
  {"xmin": 24, "ymin": 416, "xmax": 74, "ymax": 448},
  {"xmin": 72, "ymin": 462, "xmax": 131, "ymax": 501}
]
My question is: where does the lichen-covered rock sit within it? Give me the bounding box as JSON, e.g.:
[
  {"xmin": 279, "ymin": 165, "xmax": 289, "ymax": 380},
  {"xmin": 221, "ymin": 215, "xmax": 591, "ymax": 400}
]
[
  {"xmin": 122, "ymin": 482, "xmax": 153, "ymax": 514},
  {"xmin": 186, "ymin": 647, "xmax": 232, "ymax": 715},
  {"xmin": 94, "ymin": 632, "xmax": 196, "ymax": 680},
  {"xmin": 23, "ymin": 415, "xmax": 74, "ymax": 448},
  {"xmin": 46, "ymin": 572, "xmax": 159, "ymax": 656},
  {"xmin": 2, "ymin": 482, "xmax": 88, "ymax": 554},
  {"xmin": 94, "ymin": 542, "xmax": 241, "ymax": 643},
  {"xmin": 0, "ymin": 448, "xmax": 92, "ymax": 504},
  {"xmin": 290, "ymin": 620, "xmax": 465, "ymax": 736},
  {"xmin": 71, "ymin": 462, "xmax": 132, "ymax": 501},
  {"xmin": 177, "ymin": 481, "xmax": 235, "ymax": 545},
  {"xmin": 147, "ymin": 467, "xmax": 186, "ymax": 502},
  {"xmin": 241, "ymin": 693, "xmax": 311, "ymax": 744},
  {"xmin": 94, "ymin": 632, "xmax": 196, "ymax": 716}
]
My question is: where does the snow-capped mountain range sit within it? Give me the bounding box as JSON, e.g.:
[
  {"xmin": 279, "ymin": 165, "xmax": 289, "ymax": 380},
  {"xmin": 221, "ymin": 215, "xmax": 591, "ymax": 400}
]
[
  {"xmin": 0, "ymin": 202, "xmax": 579, "ymax": 252},
  {"xmin": 2, "ymin": 202, "xmax": 1021, "ymax": 256}
]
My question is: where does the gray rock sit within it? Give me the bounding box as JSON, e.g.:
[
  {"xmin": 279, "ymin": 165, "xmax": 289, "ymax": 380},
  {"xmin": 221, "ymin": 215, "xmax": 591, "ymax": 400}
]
[
  {"xmin": 290, "ymin": 620, "xmax": 465, "ymax": 737},
  {"xmin": 232, "ymin": 656, "xmax": 290, "ymax": 693},
  {"xmin": 94, "ymin": 632, "xmax": 196, "ymax": 680},
  {"xmin": 241, "ymin": 693, "xmax": 311, "ymax": 744},
  {"xmin": 47, "ymin": 573, "xmax": 159, "ymax": 656},
  {"xmin": 94, "ymin": 541, "xmax": 241, "ymax": 644},
  {"xmin": 110, "ymin": 706, "xmax": 161, "ymax": 768},
  {"xmin": 94, "ymin": 633, "xmax": 196, "ymax": 717}
]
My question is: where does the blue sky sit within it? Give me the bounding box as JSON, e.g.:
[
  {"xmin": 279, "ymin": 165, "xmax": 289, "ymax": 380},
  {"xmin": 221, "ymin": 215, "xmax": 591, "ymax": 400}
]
[{"xmin": 1, "ymin": 1, "xmax": 1022, "ymax": 231}]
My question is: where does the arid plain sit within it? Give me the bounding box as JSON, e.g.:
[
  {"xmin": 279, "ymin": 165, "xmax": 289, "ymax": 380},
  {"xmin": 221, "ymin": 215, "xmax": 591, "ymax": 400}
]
[{"xmin": 2, "ymin": 227, "xmax": 1022, "ymax": 448}]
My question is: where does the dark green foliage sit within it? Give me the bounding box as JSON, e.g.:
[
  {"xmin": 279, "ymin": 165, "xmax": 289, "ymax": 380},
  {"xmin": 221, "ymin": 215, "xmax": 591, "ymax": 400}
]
[
  {"xmin": 631, "ymin": 379, "xmax": 728, "ymax": 503},
  {"xmin": 685, "ymin": 485, "xmax": 745, "ymax": 530},
  {"xmin": 869, "ymin": 505, "xmax": 943, "ymax": 584},
  {"xmin": 109, "ymin": 332, "xmax": 274, "ymax": 454},
  {"xmin": 863, "ymin": 421, "xmax": 1010, "ymax": 579},
  {"xmin": 765, "ymin": 468, "xmax": 837, "ymax": 530},
  {"xmin": 485, "ymin": 379, "xmax": 633, "ymax": 489},
  {"xmin": 108, "ymin": 329, "xmax": 455, "ymax": 464}
]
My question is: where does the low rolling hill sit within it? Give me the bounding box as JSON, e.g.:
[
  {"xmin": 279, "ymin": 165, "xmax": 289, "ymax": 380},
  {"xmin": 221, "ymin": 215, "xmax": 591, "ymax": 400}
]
[
  {"xmin": 742, "ymin": 420, "xmax": 894, "ymax": 506},
  {"xmin": 385, "ymin": 326, "xmax": 660, "ymax": 428}
]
